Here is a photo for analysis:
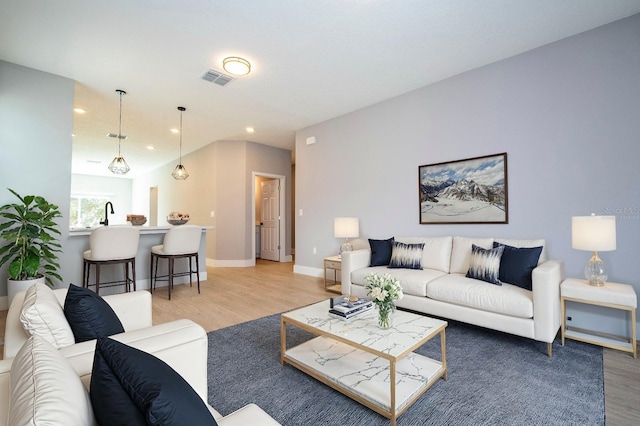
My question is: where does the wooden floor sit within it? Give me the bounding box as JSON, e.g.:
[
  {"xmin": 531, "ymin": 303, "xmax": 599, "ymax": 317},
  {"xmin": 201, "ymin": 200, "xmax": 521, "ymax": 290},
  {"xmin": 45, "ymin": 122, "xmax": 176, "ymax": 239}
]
[{"xmin": 0, "ymin": 259, "xmax": 638, "ymax": 424}]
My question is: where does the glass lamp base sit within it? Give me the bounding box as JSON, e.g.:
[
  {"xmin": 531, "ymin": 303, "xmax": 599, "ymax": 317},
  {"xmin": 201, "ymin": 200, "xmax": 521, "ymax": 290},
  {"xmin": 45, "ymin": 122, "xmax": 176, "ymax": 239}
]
[
  {"xmin": 585, "ymin": 252, "xmax": 607, "ymax": 287},
  {"xmin": 339, "ymin": 240, "xmax": 353, "ymax": 255}
]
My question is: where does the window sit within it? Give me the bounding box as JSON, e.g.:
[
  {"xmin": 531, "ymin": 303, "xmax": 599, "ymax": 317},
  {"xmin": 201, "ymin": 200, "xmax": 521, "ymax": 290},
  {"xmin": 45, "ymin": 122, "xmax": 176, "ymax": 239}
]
[{"xmin": 69, "ymin": 195, "xmax": 109, "ymax": 228}]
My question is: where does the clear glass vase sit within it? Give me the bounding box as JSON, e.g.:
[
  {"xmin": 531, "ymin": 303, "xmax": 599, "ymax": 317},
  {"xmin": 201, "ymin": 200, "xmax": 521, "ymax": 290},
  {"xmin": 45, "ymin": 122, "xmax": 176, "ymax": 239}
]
[{"xmin": 377, "ymin": 303, "xmax": 395, "ymax": 329}]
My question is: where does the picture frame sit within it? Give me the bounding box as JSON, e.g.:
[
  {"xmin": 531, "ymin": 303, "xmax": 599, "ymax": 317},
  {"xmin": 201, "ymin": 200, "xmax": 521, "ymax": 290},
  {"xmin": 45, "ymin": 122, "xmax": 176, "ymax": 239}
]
[{"xmin": 419, "ymin": 153, "xmax": 508, "ymax": 224}]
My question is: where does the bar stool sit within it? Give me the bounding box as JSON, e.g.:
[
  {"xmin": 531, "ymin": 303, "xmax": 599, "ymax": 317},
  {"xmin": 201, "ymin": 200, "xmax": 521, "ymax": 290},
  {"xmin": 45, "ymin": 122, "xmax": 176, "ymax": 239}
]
[
  {"xmin": 150, "ymin": 225, "xmax": 202, "ymax": 300},
  {"xmin": 83, "ymin": 225, "xmax": 140, "ymax": 295}
]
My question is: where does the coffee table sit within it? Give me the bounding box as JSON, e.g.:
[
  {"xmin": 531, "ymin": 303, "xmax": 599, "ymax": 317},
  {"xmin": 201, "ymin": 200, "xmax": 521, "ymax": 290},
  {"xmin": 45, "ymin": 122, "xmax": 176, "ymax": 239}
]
[{"xmin": 281, "ymin": 300, "xmax": 447, "ymax": 425}]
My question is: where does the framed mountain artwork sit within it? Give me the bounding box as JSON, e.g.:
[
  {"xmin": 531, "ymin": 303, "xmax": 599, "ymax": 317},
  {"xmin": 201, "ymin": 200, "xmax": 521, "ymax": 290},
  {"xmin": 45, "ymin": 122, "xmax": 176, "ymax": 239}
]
[{"xmin": 419, "ymin": 153, "xmax": 508, "ymax": 224}]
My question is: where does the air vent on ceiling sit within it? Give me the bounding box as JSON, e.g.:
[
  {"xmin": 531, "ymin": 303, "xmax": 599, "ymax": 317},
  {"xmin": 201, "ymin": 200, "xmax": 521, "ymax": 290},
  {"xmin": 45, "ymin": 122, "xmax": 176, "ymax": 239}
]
[
  {"xmin": 107, "ymin": 133, "xmax": 128, "ymax": 140},
  {"xmin": 201, "ymin": 69, "xmax": 234, "ymax": 86}
]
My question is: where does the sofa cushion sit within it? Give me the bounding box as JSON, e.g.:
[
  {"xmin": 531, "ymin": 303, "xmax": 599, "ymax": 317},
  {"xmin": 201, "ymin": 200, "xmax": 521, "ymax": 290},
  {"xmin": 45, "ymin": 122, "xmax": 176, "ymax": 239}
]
[
  {"xmin": 90, "ymin": 337, "xmax": 217, "ymax": 426},
  {"xmin": 396, "ymin": 236, "xmax": 453, "ymax": 273},
  {"xmin": 495, "ymin": 238, "xmax": 547, "ymax": 263},
  {"xmin": 466, "ymin": 244, "xmax": 504, "ymax": 285},
  {"xmin": 368, "ymin": 237, "xmax": 394, "ymax": 266},
  {"xmin": 388, "ymin": 241, "xmax": 424, "ymax": 269},
  {"xmin": 351, "ymin": 266, "xmax": 446, "ymax": 297},
  {"xmin": 493, "ymin": 242, "xmax": 543, "ymax": 290},
  {"xmin": 20, "ymin": 282, "xmax": 75, "ymax": 349},
  {"xmin": 64, "ymin": 283, "xmax": 125, "ymax": 343},
  {"xmin": 9, "ymin": 335, "xmax": 96, "ymax": 426},
  {"xmin": 426, "ymin": 274, "xmax": 534, "ymax": 318},
  {"xmin": 450, "ymin": 237, "xmax": 494, "ymax": 274}
]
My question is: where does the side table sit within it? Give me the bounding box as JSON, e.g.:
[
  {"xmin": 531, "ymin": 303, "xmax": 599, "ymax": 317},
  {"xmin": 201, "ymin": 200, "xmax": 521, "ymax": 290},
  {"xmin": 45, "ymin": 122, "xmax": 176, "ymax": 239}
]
[
  {"xmin": 561, "ymin": 278, "xmax": 637, "ymax": 358},
  {"xmin": 324, "ymin": 256, "xmax": 342, "ymax": 294}
]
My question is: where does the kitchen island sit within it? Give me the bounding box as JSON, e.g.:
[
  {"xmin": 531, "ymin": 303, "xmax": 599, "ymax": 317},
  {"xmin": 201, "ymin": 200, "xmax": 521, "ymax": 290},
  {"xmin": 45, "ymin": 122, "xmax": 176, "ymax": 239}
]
[{"xmin": 67, "ymin": 225, "xmax": 211, "ymax": 295}]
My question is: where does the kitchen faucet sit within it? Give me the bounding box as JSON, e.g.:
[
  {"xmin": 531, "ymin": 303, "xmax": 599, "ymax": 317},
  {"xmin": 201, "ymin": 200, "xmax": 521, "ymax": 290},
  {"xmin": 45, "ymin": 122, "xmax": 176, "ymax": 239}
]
[{"xmin": 100, "ymin": 202, "xmax": 114, "ymax": 226}]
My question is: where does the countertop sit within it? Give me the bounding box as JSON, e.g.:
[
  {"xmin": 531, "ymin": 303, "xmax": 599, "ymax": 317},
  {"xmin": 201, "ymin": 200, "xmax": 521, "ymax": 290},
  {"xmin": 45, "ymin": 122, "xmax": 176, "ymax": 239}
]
[{"xmin": 68, "ymin": 225, "xmax": 213, "ymax": 237}]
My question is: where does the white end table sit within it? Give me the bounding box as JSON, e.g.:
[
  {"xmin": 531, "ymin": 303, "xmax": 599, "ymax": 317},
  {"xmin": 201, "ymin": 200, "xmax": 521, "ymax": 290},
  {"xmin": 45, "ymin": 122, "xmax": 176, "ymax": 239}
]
[
  {"xmin": 561, "ymin": 278, "xmax": 637, "ymax": 358},
  {"xmin": 323, "ymin": 256, "xmax": 342, "ymax": 294}
]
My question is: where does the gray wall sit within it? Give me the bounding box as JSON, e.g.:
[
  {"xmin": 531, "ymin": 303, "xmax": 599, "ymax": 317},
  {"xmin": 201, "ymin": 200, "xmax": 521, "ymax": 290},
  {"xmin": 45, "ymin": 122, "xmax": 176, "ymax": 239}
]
[
  {"xmin": 0, "ymin": 60, "xmax": 74, "ymax": 305},
  {"xmin": 295, "ymin": 14, "xmax": 640, "ymax": 336},
  {"xmin": 131, "ymin": 139, "xmax": 292, "ymax": 265}
]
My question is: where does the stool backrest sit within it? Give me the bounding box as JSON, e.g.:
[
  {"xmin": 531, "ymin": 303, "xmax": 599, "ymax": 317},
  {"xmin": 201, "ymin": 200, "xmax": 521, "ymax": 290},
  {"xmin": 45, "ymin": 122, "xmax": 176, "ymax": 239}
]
[
  {"xmin": 89, "ymin": 225, "xmax": 140, "ymax": 260},
  {"xmin": 162, "ymin": 225, "xmax": 202, "ymax": 255}
]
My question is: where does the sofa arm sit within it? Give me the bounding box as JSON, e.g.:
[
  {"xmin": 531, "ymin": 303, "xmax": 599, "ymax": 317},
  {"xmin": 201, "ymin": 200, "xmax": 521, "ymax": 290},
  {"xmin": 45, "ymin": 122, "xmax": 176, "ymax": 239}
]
[
  {"xmin": 102, "ymin": 290, "xmax": 153, "ymax": 331},
  {"xmin": 340, "ymin": 249, "xmax": 371, "ymax": 296},
  {"xmin": 0, "ymin": 359, "xmax": 12, "ymax": 424},
  {"xmin": 53, "ymin": 289, "xmax": 153, "ymax": 331},
  {"xmin": 532, "ymin": 260, "xmax": 565, "ymax": 343},
  {"xmin": 62, "ymin": 319, "xmax": 209, "ymax": 401}
]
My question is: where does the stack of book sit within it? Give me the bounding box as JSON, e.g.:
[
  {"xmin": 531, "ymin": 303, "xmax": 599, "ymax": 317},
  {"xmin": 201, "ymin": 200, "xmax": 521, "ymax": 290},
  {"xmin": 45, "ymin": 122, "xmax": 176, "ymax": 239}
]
[{"xmin": 328, "ymin": 296, "xmax": 373, "ymax": 320}]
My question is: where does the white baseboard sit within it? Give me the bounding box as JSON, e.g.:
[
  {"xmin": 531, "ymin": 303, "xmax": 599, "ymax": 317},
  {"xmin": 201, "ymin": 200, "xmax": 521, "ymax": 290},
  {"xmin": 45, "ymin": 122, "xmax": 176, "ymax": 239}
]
[
  {"xmin": 206, "ymin": 257, "xmax": 293, "ymax": 267},
  {"xmin": 207, "ymin": 258, "xmax": 255, "ymax": 267},
  {"xmin": 293, "ymin": 265, "xmax": 324, "ymax": 278}
]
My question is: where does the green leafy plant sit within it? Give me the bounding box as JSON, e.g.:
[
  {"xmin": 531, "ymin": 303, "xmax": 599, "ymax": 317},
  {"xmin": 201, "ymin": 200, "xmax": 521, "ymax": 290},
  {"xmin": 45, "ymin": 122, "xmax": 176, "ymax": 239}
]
[{"xmin": 0, "ymin": 188, "xmax": 62, "ymax": 286}]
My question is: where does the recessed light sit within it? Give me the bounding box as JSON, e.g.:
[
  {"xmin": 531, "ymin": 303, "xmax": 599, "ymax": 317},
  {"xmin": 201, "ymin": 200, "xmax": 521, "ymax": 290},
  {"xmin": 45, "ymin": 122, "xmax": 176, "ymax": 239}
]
[
  {"xmin": 223, "ymin": 56, "xmax": 251, "ymax": 76},
  {"xmin": 246, "ymin": 127, "xmax": 255, "ymax": 133},
  {"xmin": 146, "ymin": 145, "xmax": 155, "ymax": 150},
  {"xmin": 74, "ymin": 108, "xmax": 86, "ymax": 114},
  {"xmin": 170, "ymin": 128, "xmax": 179, "ymax": 134}
]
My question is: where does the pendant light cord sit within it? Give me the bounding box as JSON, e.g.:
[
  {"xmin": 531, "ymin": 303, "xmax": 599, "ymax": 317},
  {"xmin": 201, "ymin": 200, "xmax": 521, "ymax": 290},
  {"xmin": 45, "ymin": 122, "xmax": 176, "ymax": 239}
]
[
  {"xmin": 179, "ymin": 109, "xmax": 183, "ymax": 163},
  {"xmin": 117, "ymin": 89, "xmax": 125, "ymax": 156}
]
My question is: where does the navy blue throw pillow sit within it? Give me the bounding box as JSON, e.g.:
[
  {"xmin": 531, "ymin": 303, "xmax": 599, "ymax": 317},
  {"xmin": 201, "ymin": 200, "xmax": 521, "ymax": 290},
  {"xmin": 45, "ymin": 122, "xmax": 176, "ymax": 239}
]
[
  {"xmin": 369, "ymin": 237, "xmax": 394, "ymax": 266},
  {"xmin": 90, "ymin": 337, "xmax": 217, "ymax": 426},
  {"xmin": 63, "ymin": 284, "xmax": 124, "ymax": 343},
  {"xmin": 493, "ymin": 242, "xmax": 543, "ymax": 290}
]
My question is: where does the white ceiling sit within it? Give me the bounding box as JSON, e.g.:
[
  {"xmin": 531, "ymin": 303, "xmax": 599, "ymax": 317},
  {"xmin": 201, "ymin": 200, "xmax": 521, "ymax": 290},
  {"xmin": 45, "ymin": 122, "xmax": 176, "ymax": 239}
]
[{"xmin": 2, "ymin": 1, "xmax": 640, "ymax": 178}]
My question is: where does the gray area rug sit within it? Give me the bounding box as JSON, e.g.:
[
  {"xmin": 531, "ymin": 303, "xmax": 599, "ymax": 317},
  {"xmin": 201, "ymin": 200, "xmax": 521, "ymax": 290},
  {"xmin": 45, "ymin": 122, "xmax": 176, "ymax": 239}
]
[{"xmin": 207, "ymin": 312, "xmax": 604, "ymax": 425}]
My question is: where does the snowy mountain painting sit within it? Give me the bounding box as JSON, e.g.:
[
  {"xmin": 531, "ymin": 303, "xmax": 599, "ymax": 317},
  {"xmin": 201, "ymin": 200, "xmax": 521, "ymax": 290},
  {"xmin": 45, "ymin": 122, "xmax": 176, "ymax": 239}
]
[{"xmin": 419, "ymin": 153, "xmax": 508, "ymax": 224}]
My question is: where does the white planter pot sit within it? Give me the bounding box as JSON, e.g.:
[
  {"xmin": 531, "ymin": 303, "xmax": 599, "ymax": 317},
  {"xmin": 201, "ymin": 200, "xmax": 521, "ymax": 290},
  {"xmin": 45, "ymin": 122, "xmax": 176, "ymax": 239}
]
[{"xmin": 8, "ymin": 276, "xmax": 45, "ymax": 308}]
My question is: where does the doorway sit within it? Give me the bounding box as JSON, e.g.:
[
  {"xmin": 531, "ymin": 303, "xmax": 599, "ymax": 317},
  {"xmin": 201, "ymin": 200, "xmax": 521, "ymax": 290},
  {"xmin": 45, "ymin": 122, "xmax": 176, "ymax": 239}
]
[
  {"xmin": 252, "ymin": 172, "xmax": 287, "ymax": 264},
  {"xmin": 149, "ymin": 186, "xmax": 158, "ymax": 226}
]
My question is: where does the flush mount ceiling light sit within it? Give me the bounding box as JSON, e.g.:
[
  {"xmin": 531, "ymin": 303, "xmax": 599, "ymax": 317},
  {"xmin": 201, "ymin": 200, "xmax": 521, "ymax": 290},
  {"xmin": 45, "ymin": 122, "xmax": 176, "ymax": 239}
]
[
  {"xmin": 107, "ymin": 89, "xmax": 130, "ymax": 175},
  {"xmin": 172, "ymin": 106, "xmax": 189, "ymax": 180},
  {"xmin": 223, "ymin": 56, "xmax": 251, "ymax": 75}
]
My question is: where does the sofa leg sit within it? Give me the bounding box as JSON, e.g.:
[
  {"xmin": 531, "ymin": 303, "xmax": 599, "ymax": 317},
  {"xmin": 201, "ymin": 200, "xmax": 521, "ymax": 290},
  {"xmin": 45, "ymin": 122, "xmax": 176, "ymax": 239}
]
[{"xmin": 547, "ymin": 342, "xmax": 552, "ymax": 358}]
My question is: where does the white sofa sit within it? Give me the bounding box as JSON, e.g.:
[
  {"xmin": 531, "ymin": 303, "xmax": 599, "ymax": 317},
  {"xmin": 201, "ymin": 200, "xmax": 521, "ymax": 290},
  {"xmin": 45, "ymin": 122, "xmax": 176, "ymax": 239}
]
[
  {"xmin": 1, "ymin": 288, "xmax": 280, "ymax": 425},
  {"xmin": 341, "ymin": 236, "xmax": 565, "ymax": 356}
]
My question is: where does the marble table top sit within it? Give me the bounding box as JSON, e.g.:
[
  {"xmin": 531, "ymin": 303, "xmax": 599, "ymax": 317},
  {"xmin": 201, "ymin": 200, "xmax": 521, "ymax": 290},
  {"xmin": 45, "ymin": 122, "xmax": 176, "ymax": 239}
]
[{"xmin": 282, "ymin": 300, "xmax": 447, "ymax": 359}]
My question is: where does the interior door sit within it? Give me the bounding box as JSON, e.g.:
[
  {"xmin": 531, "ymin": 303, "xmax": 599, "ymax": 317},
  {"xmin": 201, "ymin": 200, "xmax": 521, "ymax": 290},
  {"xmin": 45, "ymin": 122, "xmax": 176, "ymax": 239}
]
[{"xmin": 260, "ymin": 179, "xmax": 280, "ymax": 261}]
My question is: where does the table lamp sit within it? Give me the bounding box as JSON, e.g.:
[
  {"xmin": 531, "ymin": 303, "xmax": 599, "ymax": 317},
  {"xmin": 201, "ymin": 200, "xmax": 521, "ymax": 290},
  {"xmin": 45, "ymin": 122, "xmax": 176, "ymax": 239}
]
[
  {"xmin": 334, "ymin": 217, "xmax": 359, "ymax": 255},
  {"xmin": 571, "ymin": 214, "xmax": 616, "ymax": 286}
]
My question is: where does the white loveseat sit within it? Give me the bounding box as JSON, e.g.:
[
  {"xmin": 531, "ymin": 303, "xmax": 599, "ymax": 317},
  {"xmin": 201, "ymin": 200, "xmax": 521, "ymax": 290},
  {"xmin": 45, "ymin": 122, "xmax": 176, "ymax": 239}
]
[
  {"xmin": 341, "ymin": 236, "xmax": 565, "ymax": 356},
  {"xmin": 1, "ymin": 288, "xmax": 280, "ymax": 425}
]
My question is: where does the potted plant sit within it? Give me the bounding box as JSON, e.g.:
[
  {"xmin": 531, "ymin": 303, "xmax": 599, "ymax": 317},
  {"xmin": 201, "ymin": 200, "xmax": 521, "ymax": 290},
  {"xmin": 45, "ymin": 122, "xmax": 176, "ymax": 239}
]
[{"xmin": 0, "ymin": 188, "xmax": 62, "ymax": 305}]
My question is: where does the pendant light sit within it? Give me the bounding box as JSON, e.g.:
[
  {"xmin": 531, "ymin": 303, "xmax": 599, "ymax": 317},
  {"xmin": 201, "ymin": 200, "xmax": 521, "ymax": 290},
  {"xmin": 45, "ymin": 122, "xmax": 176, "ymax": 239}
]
[
  {"xmin": 172, "ymin": 106, "xmax": 189, "ymax": 180},
  {"xmin": 108, "ymin": 89, "xmax": 130, "ymax": 175}
]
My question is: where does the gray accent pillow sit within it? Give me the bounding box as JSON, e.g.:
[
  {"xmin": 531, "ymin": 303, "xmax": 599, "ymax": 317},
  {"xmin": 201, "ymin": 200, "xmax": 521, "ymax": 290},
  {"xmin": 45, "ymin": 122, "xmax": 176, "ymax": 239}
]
[
  {"xmin": 388, "ymin": 241, "xmax": 424, "ymax": 270},
  {"xmin": 466, "ymin": 244, "xmax": 505, "ymax": 285}
]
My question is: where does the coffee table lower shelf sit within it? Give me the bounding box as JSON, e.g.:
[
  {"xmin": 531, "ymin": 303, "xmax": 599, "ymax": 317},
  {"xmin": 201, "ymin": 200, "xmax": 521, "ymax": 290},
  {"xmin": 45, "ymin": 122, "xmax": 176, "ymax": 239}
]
[{"xmin": 284, "ymin": 336, "xmax": 445, "ymax": 420}]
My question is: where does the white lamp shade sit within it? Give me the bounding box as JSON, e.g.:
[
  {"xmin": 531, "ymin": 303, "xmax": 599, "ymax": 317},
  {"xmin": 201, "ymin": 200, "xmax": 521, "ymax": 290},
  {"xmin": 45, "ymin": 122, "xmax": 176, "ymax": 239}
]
[
  {"xmin": 571, "ymin": 215, "xmax": 616, "ymax": 251},
  {"xmin": 334, "ymin": 217, "xmax": 359, "ymax": 239}
]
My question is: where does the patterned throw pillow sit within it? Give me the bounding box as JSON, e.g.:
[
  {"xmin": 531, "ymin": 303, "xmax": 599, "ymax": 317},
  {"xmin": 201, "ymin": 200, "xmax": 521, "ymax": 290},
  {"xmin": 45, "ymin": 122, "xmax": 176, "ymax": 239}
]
[
  {"xmin": 388, "ymin": 241, "xmax": 424, "ymax": 270},
  {"xmin": 466, "ymin": 244, "xmax": 505, "ymax": 285}
]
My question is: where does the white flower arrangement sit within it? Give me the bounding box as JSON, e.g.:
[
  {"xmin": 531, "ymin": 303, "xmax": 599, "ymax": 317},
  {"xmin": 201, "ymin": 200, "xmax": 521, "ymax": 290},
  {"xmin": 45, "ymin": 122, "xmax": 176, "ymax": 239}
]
[
  {"xmin": 364, "ymin": 272, "xmax": 403, "ymax": 305},
  {"xmin": 364, "ymin": 273, "xmax": 403, "ymax": 328}
]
